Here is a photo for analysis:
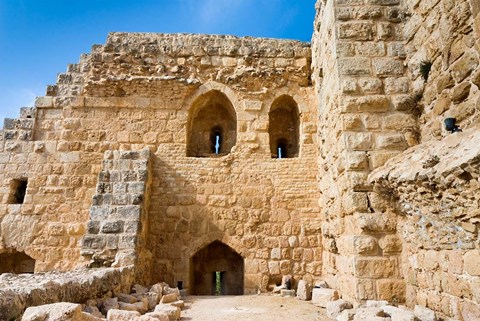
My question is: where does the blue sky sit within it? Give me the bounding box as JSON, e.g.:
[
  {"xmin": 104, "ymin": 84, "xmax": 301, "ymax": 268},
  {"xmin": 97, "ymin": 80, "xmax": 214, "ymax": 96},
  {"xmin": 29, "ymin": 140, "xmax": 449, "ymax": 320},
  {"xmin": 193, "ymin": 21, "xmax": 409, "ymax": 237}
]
[{"xmin": 0, "ymin": 0, "xmax": 316, "ymax": 124}]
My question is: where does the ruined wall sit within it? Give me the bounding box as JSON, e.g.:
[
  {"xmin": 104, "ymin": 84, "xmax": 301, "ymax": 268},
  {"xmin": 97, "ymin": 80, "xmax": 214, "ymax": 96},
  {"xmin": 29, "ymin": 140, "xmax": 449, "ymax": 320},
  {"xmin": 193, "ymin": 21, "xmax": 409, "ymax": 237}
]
[
  {"xmin": 403, "ymin": 0, "xmax": 480, "ymax": 141},
  {"xmin": 0, "ymin": 33, "xmax": 321, "ymax": 293},
  {"xmin": 366, "ymin": 0, "xmax": 480, "ymax": 318}
]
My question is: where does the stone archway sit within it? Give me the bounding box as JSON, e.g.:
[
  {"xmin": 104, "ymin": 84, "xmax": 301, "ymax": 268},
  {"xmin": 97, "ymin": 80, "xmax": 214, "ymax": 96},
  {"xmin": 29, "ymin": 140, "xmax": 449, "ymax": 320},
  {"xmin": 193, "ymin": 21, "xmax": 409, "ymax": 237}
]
[{"xmin": 190, "ymin": 241, "xmax": 244, "ymax": 295}]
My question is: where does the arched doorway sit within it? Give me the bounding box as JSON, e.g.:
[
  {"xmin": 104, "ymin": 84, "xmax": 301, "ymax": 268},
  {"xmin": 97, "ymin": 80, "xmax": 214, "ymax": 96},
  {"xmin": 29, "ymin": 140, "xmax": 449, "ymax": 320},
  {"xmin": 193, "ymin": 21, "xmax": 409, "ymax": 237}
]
[{"xmin": 191, "ymin": 241, "xmax": 244, "ymax": 295}]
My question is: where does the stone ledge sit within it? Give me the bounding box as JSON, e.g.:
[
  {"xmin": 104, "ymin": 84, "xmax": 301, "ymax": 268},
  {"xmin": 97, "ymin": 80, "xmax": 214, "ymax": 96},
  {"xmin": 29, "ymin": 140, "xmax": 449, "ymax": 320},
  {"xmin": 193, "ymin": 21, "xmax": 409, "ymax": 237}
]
[{"xmin": 0, "ymin": 266, "xmax": 134, "ymax": 321}]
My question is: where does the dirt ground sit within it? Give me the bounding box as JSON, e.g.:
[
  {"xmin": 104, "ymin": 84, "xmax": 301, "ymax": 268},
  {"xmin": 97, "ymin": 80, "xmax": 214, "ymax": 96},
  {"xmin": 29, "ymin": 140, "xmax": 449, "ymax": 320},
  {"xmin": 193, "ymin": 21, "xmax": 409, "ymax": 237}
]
[{"xmin": 181, "ymin": 294, "xmax": 331, "ymax": 321}]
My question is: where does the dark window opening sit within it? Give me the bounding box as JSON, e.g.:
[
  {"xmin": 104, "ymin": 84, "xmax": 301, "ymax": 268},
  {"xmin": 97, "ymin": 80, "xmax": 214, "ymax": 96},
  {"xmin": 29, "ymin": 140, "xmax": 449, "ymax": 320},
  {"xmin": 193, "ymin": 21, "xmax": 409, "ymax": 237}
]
[
  {"xmin": 213, "ymin": 271, "xmax": 224, "ymax": 295},
  {"xmin": 210, "ymin": 127, "xmax": 223, "ymax": 155},
  {"xmin": 9, "ymin": 179, "xmax": 28, "ymax": 204},
  {"xmin": 277, "ymin": 139, "xmax": 287, "ymax": 159}
]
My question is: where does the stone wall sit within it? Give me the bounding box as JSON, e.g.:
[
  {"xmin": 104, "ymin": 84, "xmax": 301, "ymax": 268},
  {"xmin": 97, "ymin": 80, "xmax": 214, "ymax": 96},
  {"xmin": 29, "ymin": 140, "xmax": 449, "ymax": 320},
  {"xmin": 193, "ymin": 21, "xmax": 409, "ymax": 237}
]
[
  {"xmin": 403, "ymin": 0, "xmax": 480, "ymax": 141},
  {"xmin": 0, "ymin": 33, "xmax": 321, "ymax": 294},
  {"xmin": 313, "ymin": 0, "xmax": 415, "ymax": 303},
  {"xmin": 370, "ymin": 126, "xmax": 480, "ymax": 319}
]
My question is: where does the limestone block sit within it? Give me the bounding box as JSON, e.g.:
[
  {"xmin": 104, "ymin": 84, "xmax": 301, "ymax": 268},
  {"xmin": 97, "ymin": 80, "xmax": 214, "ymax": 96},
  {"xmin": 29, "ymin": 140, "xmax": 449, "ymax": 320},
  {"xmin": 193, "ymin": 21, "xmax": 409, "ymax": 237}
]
[
  {"xmin": 450, "ymin": 51, "xmax": 478, "ymax": 82},
  {"xmin": 464, "ymin": 250, "xmax": 480, "ymax": 276},
  {"xmin": 145, "ymin": 292, "xmax": 160, "ymax": 310},
  {"xmin": 296, "ymin": 280, "xmax": 312, "ymax": 300},
  {"xmin": 354, "ymin": 235, "xmax": 379, "ymax": 255},
  {"xmin": 144, "ymin": 312, "xmax": 169, "ymax": 321},
  {"xmin": 376, "ymin": 133, "xmax": 408, "ymax": 150},
  {"xmin": 337, "ymin": 309, "xmax": 356, "ymax": 321},
  {"xmin": 353, "ymin": 307, "xmax": 387, "ymax": 321},
  {"xmin": 22, "ymin": 303, "xmax": 82, "ymax": 321},
  {"xmin": 327, "ymin": 299, "xmax": 353, "ymax": 319},
  {"xmin": 373, "ymin": 59, "xmax": 403, "ymax": 77},
  {"xmin": 160, "ymin": 292, "xmax": 179, "ymax": 304},
  {"xmin": 414, "ymin": 305, "xmax": 436, "ymax": 321},
  {"xmin": 154, "ymin": 304, "xmax": 181, "ymax": 321},
  {"xmin": 169, "ymin": 300, "xmax": 184, "ymax": 309},
  {"xmin": 366, "ymin": 300, "xmax": 389, "ymax": 307},
  {"xmin": 344, "ymin": 96, "xmax": 390, "ymax": 113},
  {"xmin": 280, "ymin": 289, "xmax": 296, "ymax": 297},
  {"xmin": 385, "ymin": 77, "xmax": 409, "ymax": 94},
  {"xmin": 382, "ymin": 305, "xmax": 415, "ymax": 321},
  {"xmin": 107, "ymin": 309, "xmax": 141, "ymax": 321},
  {"xmin": 339, "ymin": 58, "xmax": 372, "ymax": 76},
  {"xmin": 452, "ymin": 82, "xmax": 471, "ymax": 104},
  {"xmin": 312, "ymin": 288, "xmax": 339, "ymax": 308},
  {"xmin": 460, "ymin": 301, "xmax": 480, "ymax": 321},
  {"xmin": 343, "ymin": 132, "xmax": 373, "ymax": 151},
  {"xmin": 118, "ymin": 301, "xmax": 139, "ymax": 312},
  {"xmin": 355, "ymin": 257, "xmax": 397, "ymax": 278},
  {"xmin": 116, "ymin": 293, "xmax": 138, "ymax": 303},
  {"xmin": 338, "ymin": 22, "xmax": 376, "ymax": 41}
]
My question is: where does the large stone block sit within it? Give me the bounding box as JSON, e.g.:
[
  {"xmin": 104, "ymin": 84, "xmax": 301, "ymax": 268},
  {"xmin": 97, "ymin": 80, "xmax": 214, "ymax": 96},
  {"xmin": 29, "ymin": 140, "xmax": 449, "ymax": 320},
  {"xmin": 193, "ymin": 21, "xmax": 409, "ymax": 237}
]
[
  {"xmin": 326, "ymin": 299, "xmax": 353, "ymax": 319},
  {"xmin": 339, "ymin": 22, "xmax": 376, "ymax": 40},
  {"xmin": 296, "ymin": 280, "xmax": 312, "ymax": 300},
  {"xmin": 355, "ymin": 257, "xmax": 397, "ymax": 278},
  {"xmin": 464, "ymin": 250, "xmax": 480, "ymax": 276},
  {"xmin": 373, "ymin": 59, "xmax": 404, "ymax": 77},
  {"xmin": 339, "ymin": 58, "xmax": 372, "ymax": 76},
  {"xmin": 312, "ymin": 288, "xmax": 339, "ymax": 307}
]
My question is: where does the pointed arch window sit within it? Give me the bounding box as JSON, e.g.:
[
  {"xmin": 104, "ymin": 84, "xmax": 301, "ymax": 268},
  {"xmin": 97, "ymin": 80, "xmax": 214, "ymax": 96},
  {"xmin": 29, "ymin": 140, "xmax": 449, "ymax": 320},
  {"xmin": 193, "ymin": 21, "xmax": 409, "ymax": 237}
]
[
  {"xmin": 269, "ymin": 95, "xmax": 300, "ymax": 158},
  {"xmin": 187, "ymin": 90, "xmax": 237, "ymax": 157}
]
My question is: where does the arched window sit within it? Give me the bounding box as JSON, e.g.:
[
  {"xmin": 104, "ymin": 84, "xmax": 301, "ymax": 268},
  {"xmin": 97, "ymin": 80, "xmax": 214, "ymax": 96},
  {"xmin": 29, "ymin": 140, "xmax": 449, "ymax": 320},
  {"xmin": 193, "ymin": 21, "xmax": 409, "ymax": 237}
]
[
  {"xmin": 269, "ymin": 95, "xmax": 300, "ymax": 158},
  {"xmin": 187, "ymin": 90, "xmax": 237, "ymax": 157}
]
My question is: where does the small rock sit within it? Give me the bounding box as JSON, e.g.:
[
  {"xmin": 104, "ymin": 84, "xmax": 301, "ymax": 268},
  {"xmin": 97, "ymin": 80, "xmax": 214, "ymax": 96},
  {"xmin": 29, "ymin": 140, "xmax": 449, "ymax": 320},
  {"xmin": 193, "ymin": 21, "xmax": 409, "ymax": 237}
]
[
  {"xmin": 118, "ymin": 301, "xmax": 139, "ymax": 312},
  {"xmin": 366, "ymin": 300, "xmax": 389, "ymax": 308},
  {"xmin": 383, "ymin": 305, "xmax": 415, "ymax": 321},
  {"xmin": 145, "ymin": 292, "xmax": 160, "ymax": 310},
  {"xmin": 280, "ymin": 289, "xmax": 296, "ymax": 297},
  {"xmin": 337, "ymin": 309, "xmax": 356, "ymax": 321},
  {"xmin": 101, "ymin": 298, "xmax": 119, "ymax": 315},
  {"xmin": 117, "ymin": 293, "xmax": 138, "ymax": 304},
  {"xmin": 327, "ymin": 299, "xmax": 354, "ymax": 319},
  {"xmin": 107, "ymin": 309, "xmax": 141, "ymax": 321},
  {"xmin": 133, "ymin": 284, "xmax": 149, "ymax": 295},
  {"xmin": 170, "ymin": 300, "xmax": 185, "ymax": 309},
  {"xmin": 160, "ymin": 292, "xmax": 179, "ymax": 304},
  {"xmin": 353, "ymin": 307, "xmax": 387, "ymax": 321},
  {"xmin": 144, "ymin": 312, "xmax": 169, "ymax": 321},
  {"xmin": 154, "ymin": 304, "xmax": 181, "ymax": 321},
  {"xmin": 150, "ymin": 283, "xmax": 164, "ymax": 294},
  {"xmin": 414, "ymin": 305, "xmax": 436, "ymax": 321}
]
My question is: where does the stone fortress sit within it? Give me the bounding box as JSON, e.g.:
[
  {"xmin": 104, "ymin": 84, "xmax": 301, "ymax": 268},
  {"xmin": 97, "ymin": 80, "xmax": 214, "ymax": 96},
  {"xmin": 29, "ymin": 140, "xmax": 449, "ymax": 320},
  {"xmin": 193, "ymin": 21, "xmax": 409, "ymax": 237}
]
[{"xmin": 0, "ymin": 0, "xmax": 479, "ymax": 319}]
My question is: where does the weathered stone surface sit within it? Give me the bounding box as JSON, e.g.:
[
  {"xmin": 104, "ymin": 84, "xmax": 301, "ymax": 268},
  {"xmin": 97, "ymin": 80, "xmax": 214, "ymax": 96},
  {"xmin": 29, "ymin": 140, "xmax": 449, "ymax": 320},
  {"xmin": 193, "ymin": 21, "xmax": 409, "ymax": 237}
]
[
  {"xmin": 312, "ymin": 288, "xmax": 339, "ymax": 308},
  {"xmin": 327, "ymin": 299, "xmax": 353, "ymax": 319},
  {"xmin": 296, "ymin": 280, "xmax": 312, "ymax": 300},
  {"xmin": 22, "ymin": 303, "xmax": 82, "ymax": 321},
  {"xmin": 0, "ymin": 267, "xmax": 133, "ymax": 321},
  {"xmin": 153, "ymin": 304, "xmax": 181, "ymax": 321},
  {"xmin": 107, "ymin": 309, "xmax": 141, "ymax": 321},
  {"xmin": 414, "ymin": 305, "xmax": 436, "ymax": 321}
]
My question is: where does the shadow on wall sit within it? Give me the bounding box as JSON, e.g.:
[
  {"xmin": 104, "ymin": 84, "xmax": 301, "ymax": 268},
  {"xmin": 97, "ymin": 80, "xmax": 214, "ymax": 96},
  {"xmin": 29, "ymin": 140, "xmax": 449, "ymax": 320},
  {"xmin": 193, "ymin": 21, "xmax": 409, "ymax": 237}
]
[{"xmin": 0, "ymin": 251, "xmax": 35, "ymax": 274}]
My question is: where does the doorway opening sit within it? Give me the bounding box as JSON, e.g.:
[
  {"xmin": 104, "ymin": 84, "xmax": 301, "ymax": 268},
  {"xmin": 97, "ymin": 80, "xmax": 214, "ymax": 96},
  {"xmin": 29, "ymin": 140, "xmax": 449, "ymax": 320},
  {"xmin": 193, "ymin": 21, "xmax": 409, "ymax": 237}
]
[{"xmin": 191, "ymin": 241, "xmax": 244, "ymax": 295}]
